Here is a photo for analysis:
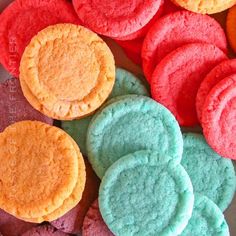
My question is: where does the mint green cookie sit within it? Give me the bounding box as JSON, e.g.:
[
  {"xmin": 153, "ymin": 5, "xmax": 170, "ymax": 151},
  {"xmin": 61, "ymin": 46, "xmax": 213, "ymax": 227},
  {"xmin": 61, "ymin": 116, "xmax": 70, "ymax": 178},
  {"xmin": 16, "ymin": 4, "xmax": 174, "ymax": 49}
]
[
  {"xmin": 180, "ymin": 194, "xmax": 230, "ymax": 236},
  {"xmin": 181, "ymin": 133, "xmax": 236, "ymax": 211},
  {"xmin": 87, "ymin": 95, "xmax": 183, "ymax": 178},
  {"xmin": 61, "ymin": 68, "xmax": 149, "ymax": 155},
  {"xmin": 99, "ymin": 150, "xmax": 194, "ymax": 236}
]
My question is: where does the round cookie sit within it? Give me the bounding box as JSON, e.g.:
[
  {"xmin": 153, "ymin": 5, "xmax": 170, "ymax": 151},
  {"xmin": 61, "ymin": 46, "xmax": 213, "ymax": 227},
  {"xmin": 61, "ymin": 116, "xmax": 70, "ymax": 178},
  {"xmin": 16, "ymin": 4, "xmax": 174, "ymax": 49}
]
[
  {"xmin": 172, "ymin": 0, "xmax": 236, "ymax": 14},
  {"xmin": 72, "ymin": 0, "xmax": 163, "ymax": 38},
  {"xmin": 196, "ymin": 59, "xmax": 236, "ymax": 122},
  {"xmin": 0, "ymin": 121, "xmax": 80, "ymax": 220},
  {"xmin": 19, "ymin": 24, "xmax": 115, "ymax": 120},
  {"xmin": 202, "ymin": 75, "xmax": 236, "ymax": 160},
  {"xmin": 0, "ymin": 78, "xmax": 53, "ymax": 132},
  {"xmin": 142, "ymin": 11, "xmax": 227, "ymax": 81},
  {"xmin": 24, "ymin": 136, "xmax": 86, "ymax": 223},
  {"xmin": 181, "ymin": 133, "xmax": 236, "ymax": 211},
  {"xmin": 21, "ymin": 224, "xmax": 69, "ymax": 236},
  {"xmin": 180, "ymin": 194, "xmax": 230, "ymax": 236},
  {"xmin": 99, "ymin": 150, "xmax": 194, "ymax": 236},
  {"xmin": 87, "ymin": 95, "xmax": 183, "ymax": 178},
  {"xmin": 0, "ymin": 208, "xmax": 36, "ymax": 236},
  {"xmin": 151, "ymin": 43, "xmax": 227, "ymax": 126},
  {"xmin": 0, "ymin": 0, "xmax": 79, "ymax": 77},
  {"xmin": 227, "ymin": 5, "xmax": 236, "ymax": 53},
  {"xmin": 62, "ymin": 68, "xmax": 149, "ymax": 156},
  {"xmin": 51, "ymin": 159, "xmax": 100, "ymax": 234},
  {"xmin": 82, "ymin": 199, "xmax": 114, "ymax": 236}
]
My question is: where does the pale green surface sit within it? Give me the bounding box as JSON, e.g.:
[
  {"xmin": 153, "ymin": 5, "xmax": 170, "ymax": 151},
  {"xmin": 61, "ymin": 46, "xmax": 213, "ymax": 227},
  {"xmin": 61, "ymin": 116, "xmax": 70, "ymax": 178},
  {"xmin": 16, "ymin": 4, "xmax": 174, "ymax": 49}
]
[
  {"xmin": 180, "ymin": 194, "xmax": 230, "ymax": 236},
  {"xmin": 61, "ymin": 68, "xmax": 149, "ymax": 155},
  {"xmin": 181, "ymin": 133, "xmax": 236, "ymax": 211},
  {"xmin": 99, "ymin": 150, "xmax": 194, "ymax": 236},
  {"xmin": 87, "ymin": 95, "xmax": 183, "ymax": 178}
]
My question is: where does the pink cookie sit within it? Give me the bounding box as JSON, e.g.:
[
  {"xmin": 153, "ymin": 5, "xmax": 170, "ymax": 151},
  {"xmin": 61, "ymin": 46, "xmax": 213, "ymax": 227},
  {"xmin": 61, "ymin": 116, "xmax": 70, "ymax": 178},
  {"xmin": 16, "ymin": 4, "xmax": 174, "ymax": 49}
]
[
  {"xmin": 82, "ymin": 200, "xmax": 114, "ymax": 236},
  {"xmin": 0, "ymin": 78, "xmax": 53, "ymax": 132},
  {"xmin": 151, "ymin": 43, "xmax": 227, "ymax": 126},
  {"xmin": 142, "ymin": 11, "xmax": 227, "ymax": 81},
  {"xmin": 196, "ymin": 59, "xmax": 236, "ymax": 122},
  {"xmin": 72, "ymin": 0, "xmax": 162, "ymax": 38},
  {"xmin": 21, "ymin": 225, "xmax": 68, "ymax": 236},
  {"xmin": 0, "ymin": 208, "xmax": 36, "ymax": 236}
]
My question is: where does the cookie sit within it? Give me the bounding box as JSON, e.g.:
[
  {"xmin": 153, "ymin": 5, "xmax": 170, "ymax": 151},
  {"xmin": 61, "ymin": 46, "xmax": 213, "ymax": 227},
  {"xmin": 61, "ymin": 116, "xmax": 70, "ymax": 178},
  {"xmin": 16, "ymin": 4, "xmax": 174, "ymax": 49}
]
[
  {"xmin": 87, "ymin": 95, "xmax": 183, "ymax": 178},
  {"xmin": 116, "ymin": 0, "xmax": 164, "ymax": 41},
  {"xmin": 19, "ymin": 24, "xmax": 115, "ymax": 120},
  {"xmin": 72, "ymin": 0, "xmax": 163, "ymax": 38},
  {"xmin": 0, "ymin": 0, "xmax": 79, "ymax": 77},
  {"xmin": 25, "ymin": 136, "xmax": 86, "ymax": 223},
  {"xmin": 196, "ymin": 59, "xmax": 236, "ymax": 122},
  {"xmin": 172, "ymin": 0, "xmax": 236, "ymax": 14},
  {"xmin": 227, "ymin": 5, "xmax": 236, "ymax": 53},
  {"xmin": 142, "ymin": 11, "xmax": 227, "ymax": 81},
  {"xmin": 181, "ymin": 133, "xmax": 236, "ymax": 211},
  {"xmin": 0, "ymin": 208, "xmax": 36, "ymax": 236},
  {"xmin": 51, "ymin": 159, "xmax": 100, "ymax": 234},
  {"xmin": 82, "ymin": 199, "xmax": 114, "ymax": 236},
  {"xmin": 21, "ymin": 224, "xmax": 68, "ymax": 236},
  {"xmin": 151, "ymin": 43, "xmax": 227, "ymax": 126},
  {"xmin": 0, "ymin": 121, "xmax": 81, "ymax": 220},
  {"xmin": 99, "ymin": 150, "xmax": 194, "ymax": 236},
  {"xmin": 62, "ymin": 68, "xmax": 149, "ymax": 156},
  {"xmin": 180, "ymin": 194, "xmax": 230, "ymax": 236},
  {"xmin": 202, "ymin": 75, "xmax": 236, "ymax": 160},
  {"xmin": 0, "ymin": 78, "xmax": 53, "ymax": 132}
]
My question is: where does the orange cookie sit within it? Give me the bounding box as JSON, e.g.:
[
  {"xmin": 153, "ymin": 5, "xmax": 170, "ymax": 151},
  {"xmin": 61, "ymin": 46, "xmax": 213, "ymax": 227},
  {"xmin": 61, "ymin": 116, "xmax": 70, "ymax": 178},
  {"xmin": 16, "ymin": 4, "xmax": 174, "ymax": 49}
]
[
  {"xmin": 0, "ymin": 121, "xmax": 80, "ymax": 220},
  {"xmin": 24, "ymin": 137, "xmax": 86, "ymax": 223},
  {"xmin": 227, "ymin": 5, "xmax": 236, "ymax": 53},
  {"xmin": 19, "ymin": 24, "xmax": 115, "ymax": 120},
  {"xmin": 172, "ymin": 0, "xmax": 236, "ymax": 14}
]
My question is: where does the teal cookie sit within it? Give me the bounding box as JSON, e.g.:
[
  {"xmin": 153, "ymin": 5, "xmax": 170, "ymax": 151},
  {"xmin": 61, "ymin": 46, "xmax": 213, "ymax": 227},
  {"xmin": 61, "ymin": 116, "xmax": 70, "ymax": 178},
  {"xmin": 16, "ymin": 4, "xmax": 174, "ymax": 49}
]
[
  {"xmin": 99, "ymin": 150, "xmax": 194, "ymax": 236},
  {"xmin": 61, "ymin": 68, "xmax": 149, "ymax": 155},
  {"xmin": 181, "ymin": 133, "xmax": 236, "ymax": 211},
  {"xmin": 87, "ymin": 95, "xmax": 183, "ymax": 178},
  {"xmin": 180, "ymin": 194, "xmax": 230, "ymax": 236}
]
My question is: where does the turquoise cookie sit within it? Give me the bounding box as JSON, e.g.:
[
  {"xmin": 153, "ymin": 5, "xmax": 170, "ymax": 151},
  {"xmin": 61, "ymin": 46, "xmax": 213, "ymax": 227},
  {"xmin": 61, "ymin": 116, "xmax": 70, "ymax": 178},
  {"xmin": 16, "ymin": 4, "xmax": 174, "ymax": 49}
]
[
  {"xmin": 180, "ymin": 194, "xmax": 230, "ymax": 236},
  {"xmin": 181, "ymin": 133, "xmax": 236, "ymax": 211},
  {"xmin": 61, "ymin": 68, "xmax": 149, "ymax": 155},
  {"xmin": 87, "ymin": 95, "xmax": 183, "ymax": 178},
  {"xmin": 99, "ymin": 150, "xmax": 194, "ymax": 236}
]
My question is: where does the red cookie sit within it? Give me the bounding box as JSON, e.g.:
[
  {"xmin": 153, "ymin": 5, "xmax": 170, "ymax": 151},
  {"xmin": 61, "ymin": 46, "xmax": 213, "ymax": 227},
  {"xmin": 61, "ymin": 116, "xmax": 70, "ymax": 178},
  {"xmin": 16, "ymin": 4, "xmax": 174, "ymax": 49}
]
[
  {"xmin": 72, "ymin": 0, "xmax": 162, "ymax": 38},
  {"xmin": 142, "ymin": 11, "xmax": 228, "ymax": 81},
  {"xmin": 116, "ymin": 38, "xmax": 143, "ymax": 65},
  {"xmin": 21, "ymin": 224, "xmax": 68, "ymax": 236},
  {"xmin": 115, "ymin": 0, "xmax": 164, "ymax": 40},
  {"xmin": 151, "ymin": 43, "xmax": 227, "ymax": 127},
  {"xmin": 51, "ymin": 159, "xmax": 100, "ymax": 234},
  {"xmin": 82, "ymin": 200, "xmax": 114, "ymax": 236},
  {"xmin": 0, "ymin": 78, "xmax": 53, "ymax": 132},
  {"xmin": 202, "ymin": 75, "xmax": 236, "ymax": 160},
  {"xmin": 0, "ymin": 0, "xmax": 79, "ymax": 77},
  {"xmin": 0, "ymin": 208, "xmax": 36, "ymax": 236},
  {"xmin": 196, "ymin": 59, "xmax": 236, "ymax": 122}
]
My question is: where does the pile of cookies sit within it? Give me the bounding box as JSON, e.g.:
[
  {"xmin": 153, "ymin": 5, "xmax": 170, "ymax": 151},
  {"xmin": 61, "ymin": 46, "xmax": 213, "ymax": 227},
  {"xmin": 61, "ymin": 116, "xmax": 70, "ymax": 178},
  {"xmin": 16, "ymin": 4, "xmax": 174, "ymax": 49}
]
[{"xmin": 0, "ymin": 0, "xmax": 236, "ymax": 235}]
